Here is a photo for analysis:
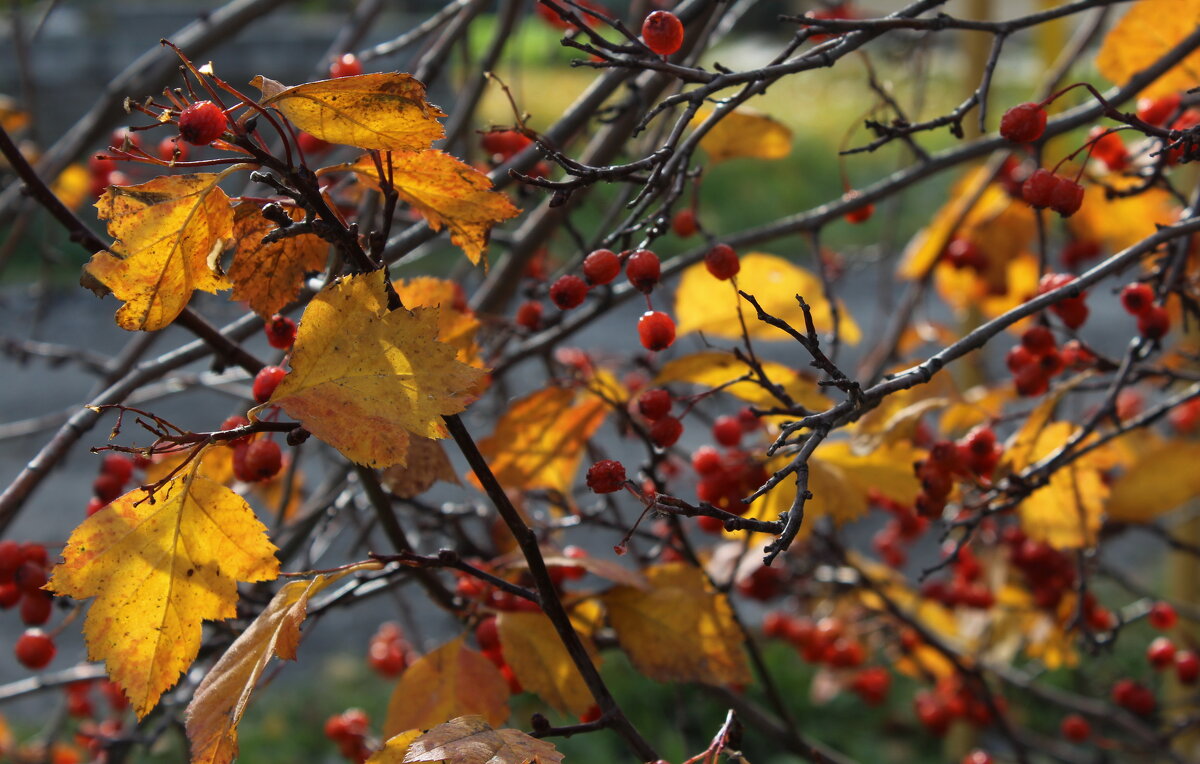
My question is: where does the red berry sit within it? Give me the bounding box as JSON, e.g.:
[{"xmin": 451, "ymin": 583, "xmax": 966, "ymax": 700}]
[
  {"xmin": 1054, "ymin": 298, "xmax": 1089, "ymax": 329},
  {"xmin": 691, "ymin": 446, "xmax": 722, "ymax": 475},
  {"xmin": 475, "ymin": 616, "xmax": 500, "ymax": 651},
  {"xmin": 944, "ymin": 238, "xmax": 986, "ymax": 271},
  {"xmin": 637, "ymin": 389, "xmax": 672, "ymax": 420},
  {"xmin": 177, "ymin": 101, "xmax": 227, "ymax": 146},
  {"xmin": 549, "ymin": 275, "xmax": 588, "ymax": 310},
  {"xmin": 92, "ymin": 472, "xmax": 124, "ymax": 504},
  {"xmin": 109, "ymin": 127, "xmax": 141, "ymax": 151},
  {"xmin": 586, "ymin": 459, "xmax": 627, "ymax": 493},
  {"xmin": 1020, "ymin": 325, "xmax": 1056, "ymax": 355},
  {"xmin": 481, "ymin": 130, "xmax": 531, "ymax": 159},
  {"xmin": 672, "ymin": 208, "xmax": 698, "ymax": 237},
  {"xmin": 367, "ymin": 637, "xmax": 407, "ymax": 678},
  {"xmin": 253, "ymin": 365, "xmax": 287, "ymax": 403},
  {"xmin": 704, "ymin": 243, "xmax": 740, "ymax": 281},
  {"xmin": 1137, "ymin": 92, "xmax": 1181, "ymax": 126},
  {"xmin": 265, "ymin": 314, "xmax": 297, "ymax": 349},
  {"xmin": 1061, "ymin": 339, "xmax": 1095, "ymax": 368},
  {"xmin": 101, "ymin": 454, "xmax": 135, "ymax": 484},
  {"xmin": 515, "ymin": 300, "xmax": 543, "ymax": 330},
  {"xmin": 1006, "ymin": 344, "xmax": 1034, "ymax": 373},
  {"xmin": 1088, "ymin": 127, "xmax": 1128, "ymax": 172},
  {"xmin": 1022, "ymin": 168, "xmax": 1058, "ymax": 208},
  {"xmin": 1137, "ymin": 304, "xmax": 1170, "ymax": 340},
  {"xmin": 999, "ymin": 102, "xmax": 1047, "ymax": 143},
  {"xmin": 1014, "ymin": 364, "xmax": 1049, "ymax": 397},
  {"xmin": 15, "ymin": 629, "xmax": 56, "ymax": 670},
  {"xmin": 842, "ymin": 190, "xmax": 873, "ymax": 223},
  {"xmin": 1148, "ymin": 601, "xmax": 1178, "ymax": 630},
  {"xmin": 1120, "ymin": 283, "xmax": 1155, "ymax": 315},
  {"xmin": 1061, "ymin": 713, "xmax": 1090, "ymax": 744},
  {"xmin": 637, "ymin": 311, "xmax": 675, "ymax": 351},
  {"xmin": 158, "ymin": 137, "xmax": 189, "ymax": 163},
  {"xmin": 297, "ymin": 131, "xmax": 332, "ymax": 155},
  {"xmin": 86, "ymin": 497, "xmax": 107, "ymax": 516},
  {"xmin": 626, "ymin": 250, "xmax": 661, "ymax": 293},
  {"xmin": 0, "ymin": 540, "xmax": 21, "ymax": 579},
  {"xmin": 582, "ymin": 249, "xmax": 621, "ymax": 285},
  {"xmin": 20, "ymin": 591, "xmax": 52, "ymax": 626},
  {"xmin": 1049, "ymin": 176, "xmax": 1085, "ymax": 217},
  {"xmin": 329, "ymin": 53, "xmax": 363, "ymax": 78},
  {"xmin": 1175, "ymin": 649, "xmax": 1199, "ymax": 684},
  {"xmin": 712, "ymin": 416, "xmax": 742, "ymax": 447},
  {"xmin": 0, "ymin": 582, "xmax": 20, "ymax": 608},
  {"xmin": 641, "ymin": 10, "xmax": 684, "ymax": 56},
  {"xmin": 649, "ymin": 416, "xmax": 683, "ymax": 448},
  {"xmin": 220, "ymin": 415, "xmax": 252, "ymax": 446},
  {"xmin": 241, "ymin": 440, "xmax": 282, "ymax": 482},
  {"xmin": 961, "ymin": 750, "xmax": 992, "ymax": 764},
  {"xmin": 1147, "ymin": 636, "xmax": 1176, "ymax": 669},
  {"xmin": 1061, "ymin": 238, "xmax": 1101, "ymax": 269}
]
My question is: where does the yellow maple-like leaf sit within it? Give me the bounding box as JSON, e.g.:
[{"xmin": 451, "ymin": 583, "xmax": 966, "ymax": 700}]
[
  {"xmin": 382, "ymin": 436, "xmax": 460, "ymax": 499},
  {"xmin": 267, "ymin": 270, "xmax": 486, "ymax": 469},
  {"xmin": 227, "ymin": 202, "xmax": 328, "ymax": 319},
  {"xmin": 1107, "ymin": 436, "xmax": 1200, "ymax": 522},
  {"xmin": 691, "ymin": 106, "xmax": 792, "ymax": 163},
  {"xmin": 252, "ymin": 73, "xmax": 446, "ymax": 151},
  {"xmin": 383, "ymin": 638, "xmax": 510, "ymax": 737},
  {"xmin": 402, "ymin": 716, "xmax": 563, "ymax": 764},
  {"xmin": 84, "ymin": 174, "xmax": 233, "ymax": 331},
  {"xmin": 654, "ymin": 350, "xmax": 830, "ymax": 411},
  {"xmin": 1095, "ymin": 0, "xmax": 1200, "ymax": 100},
  {"xmin": 1017, "ymin": 422, "xmax": 1108, "ymax": 549},
  {"xmin": 473, "ymin": 385, "xmax": 609, "ymax": 496},
  {"xmin": 47, "ymin": 465, "xmax": 279, "ymax": 719},
  {"xmin": 1066, "ymin": 181, "xmax": 1179, "ymax": 254},
  {"xmin": 675, "ymin": 253, "xmax": 860, "ymax": 344},
  {"xmin": 186, "ymin": 563, "xmax": 380, "ymax": 764},
  {"xmin": 340, "ymin": 151, "xmax": 520, "ymax": 265},
  {"xmin": 602, "ymin": 563, "xmax": 750, "ymax": 686},
  {"xmin": 393, "ymin": 277, "xmax": 483, "ymax": 368},
  {"xmin": 365, "ymin": 730, "xmax": 422, "ymax": 764},
  {"xmin": 497, "ymin": 611, "xmax": 598, "ymax": 717}
]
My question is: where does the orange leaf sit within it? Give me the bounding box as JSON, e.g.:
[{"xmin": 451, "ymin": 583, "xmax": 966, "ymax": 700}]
[
  {"xmin": 402, "ymin": 716, "xmax": 563, "ymax": 764},
  {"xmin": 691, "ymin": 106, "xmax": 792, "ymax": 163},
  {"xmin": 1066, "ymin": 181, "xmax": 1179, "ymax": 254},
  {"xmin": 382, "ymin": 436, "xmax": 460, "ymax": 499},
  {"xmin": 83, "ymin": 174, "xmax": 233, "ymax": 331},
  {"xmin": 496, "ymin": 611, "xmax": 599, "ymax": 716},
  {"xmin": 186, "ymin": 563, "xmax": 380, "ymax": 764},
  {"xmin": 266, "ymin": 270, "xmax": 487, "ymax": 469},
  {"xmin": 393, "ymin": 277, "xmax": 483, "ymax": 368},
  {"xmin": 1095, "ymin": 0, "xmax": 1200, "ymax": 100},
  {"xmin": 383, "ymin": 638, "xmax": 510, "ymax": 737},
  {"xmin": 601, "ymin": 563, "xmax": 750, "ymax": 686},
  {"xmin": 47, "ymin": 460, "xmax": 279, "ymax": 718},
  {"xmin": 253, "ymin": 73, "xmax": 446, "ymax": 151},
  {"xmin": 228, "ymin": 202, "xmax": 328, "ymax": 319},
  {"xmin": 339, "ymin": 151, "xmax": 520, "ymax": 265}
]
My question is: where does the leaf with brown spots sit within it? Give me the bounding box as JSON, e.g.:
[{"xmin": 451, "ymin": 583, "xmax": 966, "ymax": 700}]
[
  {"xmin": 402, "ymin": 716, "xmax": 563, "ymax": 764},
  {"xmin": 228, "ymin": 202, "xmax": 328, "ymax": 318}
]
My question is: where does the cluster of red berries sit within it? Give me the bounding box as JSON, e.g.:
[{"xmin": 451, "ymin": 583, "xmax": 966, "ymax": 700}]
[
  {"xmin": 1111, "ymin": 678, "xmax": 1156, "ymax": 717},
  {"xmin": 1006, "ymin": 325, "xmax": 1070, "ymax": 397},
  {"xmin": 869, "ymin": 491, "xmax": 929, "ymax": 568},
  {"xmin": 920, "ymin": 544, "xmax": 995, "ymax": 611},
  {"xmin": 64, "ymin": 678, "xmax": 130, "ymax": 721},
  {"xmin": 1119, "ymin": 282, "xmax": 1171, "ymax": 340},
  {"xmin": 324, "ymin": 708, "xmax": 372, "ymax": 763},
  {"xmin": 475, "ymin": 616, "xmax": 523, "ymax": 695},
  {"xmin": 264, "ymin": 314, "xmax": 297, "ymax": 350},
  {"xmin": 641, "ymin": 10, "xmax": 684, "ymax": 57},
  {"xmin": 88, "ymin": 452, "xmax": 139, "ymax": 516},
  {"xmin": 691, "ymin": 444, "xmax": 768, "ymax": 533},
  {"xmin": 220, "ymin": 413, "xmax": 284, "ymax": 483},
  {"xmin": 913, "ymin": 674, "xmax": 1007, "ymax": 737},
  {"xmin": 1021, "ymin": 168, "xmax": 1084, "ymax": 217},
  {"xmin": 1143, "ymin": 633, "xmax": 1199, "ymax": 685},
  {"xmin": 631, "ymin": 387, "xmax": 688, "ymax": 451},
  {"xmin": 1001, "ymin": 527, "xmax": 1117, "ymax": 630},
  {"xmin": 455, "ymin": 550, "xmax": 586, "ymax": 607},
  {"xmin": 1, "ymin": 540, "xmax": 57, "ymax": 665},
  {"xmin": 367, "ymin": 621, "xmax": 410, "ymax": 678},
  {"xmin": 762, "ymin": 613, "xmax": 868, "ymax": 667},
  {"xmin": 912, "ymin": 427, "xmax": 1003, "ymax": 517}
]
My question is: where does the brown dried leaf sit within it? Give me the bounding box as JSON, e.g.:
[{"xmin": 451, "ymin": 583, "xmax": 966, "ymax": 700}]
[
  {"xmin": 403, "ymin": 716, "xmax": 563, "ymax": 764},
  {"xmin": 382, "ymin": 436, "xmax": 459, "ymax": 499}
]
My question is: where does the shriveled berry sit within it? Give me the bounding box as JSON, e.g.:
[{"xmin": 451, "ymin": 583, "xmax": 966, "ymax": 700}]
[
  {"xmin": 265, "ymin": 315, "xmax": 297, "ymax": 349},
  {"xmin": 586, "ymin": 459, "xmax": 627, "ymax": 493},
  {"xmin": 1022, "ymin": 168, "xmax": 1058, "ymax": 209},
  {"xmin": 649, "ymin": 415, "xmax": 683, "ymax": 448},
  {"xmin": 637, "ymin": 388, "xmax": 672, "ymax": 421},
  {"xmin": 1137, "ymin": 304, "xmax": 1170, "ymax": 340},
  {"xmin": 253, "ymin": 365, "xmax": 287, "ymax": 403},
  {"xmin": 15, "ymin": 629, "xmax": 56, "ymax": 670},
  {"xmin": 641, "ymin": 10, "xmax": 684, "ymax": 56},
  {"xmin": 177, "ymin": 101, "xmax": 227, "ymax": 146},
  {"xmin": 704, "ymin": 243, "xmax": 740, "ymax": 280},
  {"xmin": 999, "ymin": 102, "xmax": 1047, "ymax": 143},
  {"xmin": 515, "ymin": 300, "xmax": 543, "ymax": 330},
  {"xmin": 329, "ymin": 53, "xmax": 363, "ymax": 78},
  {"xmin": 242, "ymin": 440, "xmax": 283, "ymax": 482},
  {"xmin": 549, "ymin": 275, "xmax": 588, "ymax": 310},
  {"xmin": 637, "ymin": 311, "xmax": 675, "ymax": 351},
  {"xmin": 672, "ymin": 208, "xmax": 698, "ymax": 237},
  {"xmin": 582, "ymin": 249, "xmax": 620, "ymax": 285},
  {"xmin": 626, "ymin": 250, "xmax": 661, "ymax": 293}
]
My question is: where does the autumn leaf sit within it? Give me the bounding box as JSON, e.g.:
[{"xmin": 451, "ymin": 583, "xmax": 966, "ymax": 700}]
[
  {"xmin": 654, "ymin": 350, "xmax": 830, "ymax": 411},
  {"xmin": 383, "ymin": 638, "xmax": 510, "ymax": 737},
  {"xmin": 382, "ymin": 436, "xmax": 460, "ymax": 499},
  {"xmin": 366, "ymin": 730, "xmax": 422, "ymax": 764},
  {"xmin": 84, "ymin": 174, "xmax": 233, "ymax": 331},
  {"xmin": 1106, "ymin": 436, "xmax": 1200, "ymax": 522},
  {"xmin": 1095, "ymin": 0, "xmax": 1200, "ymax": 100},
  {"xmin": 1017, "ymin": 422, "xmax": 1108, "ymax": 549},
  {"xmin": 675, "ymin": 252, "xmax": 860, "ymax": 344},
  {"xmin": 266, "ymin": 270, "xmax": 487, "ymax": 469},
  {"xmin": 934, "ymin": 252, "xmax": 1040, "ymax": 327},
  {"xmin": 393, "ymin": 277, "xmax": 483, "ymax": 368},
  {"xmin": 252, "ymin": 73, "xmax": 446, "ymax": 151},
  {"xmin": 402, "ymin": 716, "xmax": 563, "ymax": 764},
  {"xmin": 186, "ymin": 563, "xmax": 380, "ymax": 764},
  {"xmin": 47, "ymin": 461, "xmax": 279, "ymax": 718},
  {"xmin": 602, "ymin": 563, "xmax": 750, "ymax": 686},
  {"xmin": 691, "ymin": 106, "xmax": 792, "ymax": 163},
  {"xmin": 227, "ymin": 202, "xmax": 328, "ymax": 319},
  {"xmin": 1066, "ymin": 181, "xmax": 1179, "ymax": 254},
  {"xmin": 338, "ymin": 151, "xmax": 520, "ymax": 265},
  {"xmin": 497, "ymin": 611, "xmax": 598, "ymax": 716}
]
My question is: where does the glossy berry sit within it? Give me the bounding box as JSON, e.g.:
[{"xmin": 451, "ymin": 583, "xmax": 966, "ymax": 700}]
[
  {"xmin": 549, "ymin": 275, "xmax": 588, "ymax": 310},
  {"xmin": 515, "ymin": 300, "xmax": 543, "ymax": 331},
  {"xmin": 586, "ymin": 459, "xmax": 627, "ymax": 493},
  {"xmin": 265, "ymin": 315, "xmax": 297, "ymax": 349},
  {"xmin": 1137, "ymin": 92, "xmax": 1181, "ymax": 126},
  {"xmin": 637, "ymin": 388, "xmax": 672, "ymax": 421},
  {"xmin": 1022, "ymin": 168, "xmax": 1058, "ymax": 208},
  {"xmin": 1147, "ymin": 636, "xmax": 1176, "ymax": 669},
  {"xmin": 712, "ymin": 416, "xmax": 742, "ymax": 447},
  {"xmin": 704, "ymin": 244, "xmax": 740, "ymax": 280},
  {"xmin": 1120, "ymin": 283, "xmax": 1155, "ymax": 315},
  {"xmin": 1148, "ymin": 601, "xmax": 1178, "ymax": 630},
  {"xmin": 626, "ymin": 250, "xmax": 661, "ymax": 293},
  {"xmin": 582, "ymin": 249, "xmax": 620, "ymax": 285},
  {"xmin": 242, "ymin": 440, "xmax": 283, "ymax": 482},
  {"xmin": 1137, "ymin": 304, "xmax": 1170, "ymax": 340},
  {"xmin": 641, "ymin": 10, "xmax": 684, "ymax": 56},
  {"xmin": 637, "ymin": 311, "xmax": 676, "ymax": 351},
  {"xmin": 177, "ymin": 101, "xmax": 227, "ymax": 146},
  {"xmin": 253, "ymin": 365, "xmax": 287, "ymax": 403},
  {"xmin": 672, "ymin": 208, "xmax": 698, "ymax": 237},
  {"xmin": 1175, "ymin": 649, "xmax": 1199, "ymax": 684},
  {"xmin": 1049, "ymin": 176, "xmax": 1084, "ymax": 217},
  {"xmin": 15, "ymin": 629, "xmax": 56, "ymax": 670},
  {"xmin": 481, "ymin": 129, "xmax": 531, "ymax": 159},
  {"xmin": 999, "ymin": 102, "xmax": 1047, "ymax": 143},
  {"xmin": 649, "ymin": 415, "xmax": 683, "ymax": 448},
  {"xmin": 329, "ymin": 53, "xmax": 363, "ymax": 78}
]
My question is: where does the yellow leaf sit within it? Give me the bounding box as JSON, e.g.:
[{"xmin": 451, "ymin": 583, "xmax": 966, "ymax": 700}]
[
  {"xmin": 47, "ymin": 465, "xmax": 279, "ymax": 719},
  {"xmin": 267, "ymin": 270, "xmax": 486, "ymax": 469},
  {"xmin": 402, "ymin": 716, "xmax": 563, "ymax": 764},
  {"xmin": 253, "ymin": 73, "xmax": 446, "ymax": 151},
  {"xmin": 602, "ymin": 563, "xmax": 750, "ymax": 686},
  {"xmin": 1107, "ymin": 437, "xmax": 1200, "ymax": 522},
  {"xmin": 940, "ymin": 386, "xmax": 1012, "ymax": 437},
  {"xmin": 1067, "ymin": 181, "xmax": 1179, "ymax": 253},
  {"xmin": 497, "ymin": 611, "xmax": 598, "ymax": 716},
  {"xmin": 84, "ymin": 174, "xmax": 233, "ymax": 331},
  {"xmin": 473, "ymin": 385, "xmax": 609, "ymax": 495},
  {"xmin": 692, "ymin": 106, "xmax": 792, "ymax": 163},
  {"xmin": 675, "ymin": 253, "xmax": 860, "ymax": 345},
  {"xmin": 366, "ymin": 730, "xmax": 422, "ymax": 764},
  {"xmin": 1017, "ymin": 422, "xmax": 1108, "ymax": 549},
  {"xmin": 393, "ymin": 277, "xmax": 483, "ymax": 368},
  {"xmin": 186, "ymin": 563, "xmax": 380, "ymax": 764},
  {"xmin": 51, "ymin": 164, "xmax": 91, "ymax": 211},
  {"xmin": 383, "ymin": 639, "xmax": 510, "ymax": 737},
  {"xmin": 934, "ymin": 252, "xmax": 1040, "ymax": 326},
  {"xmin": 340, "ymin": 151, "xmax": 520, "ymax": 265},
  {"xmin": 228, "ymin": 202, "xmax": 328, "ymax": 319},
  {"xmin": 1095, "ymin": 0, "xmax": 1200, "ymax": 100},
  {"xmin": 143, "ymin": 447, "xmax": 234, "ymax": 486},
  {"xmin": 382, "ymin": 436, "xmax": 460, "ymax": 499},
  {"xmin": 654, "ymin": 351, "xmax": 830, "ymax": 411}
]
